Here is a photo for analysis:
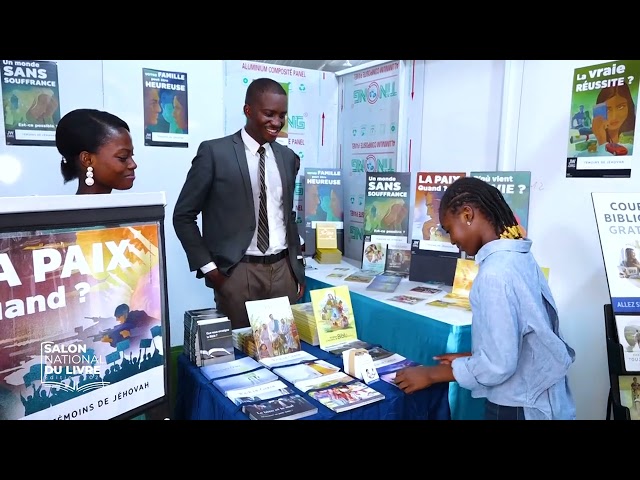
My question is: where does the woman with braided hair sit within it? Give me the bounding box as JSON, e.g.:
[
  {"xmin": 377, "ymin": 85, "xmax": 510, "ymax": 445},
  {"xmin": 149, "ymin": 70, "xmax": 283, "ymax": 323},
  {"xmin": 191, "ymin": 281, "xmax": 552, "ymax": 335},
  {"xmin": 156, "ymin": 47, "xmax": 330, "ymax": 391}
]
[{"xmin": 394, "ymin": 177, "xmax": 576, "ymax": 420}]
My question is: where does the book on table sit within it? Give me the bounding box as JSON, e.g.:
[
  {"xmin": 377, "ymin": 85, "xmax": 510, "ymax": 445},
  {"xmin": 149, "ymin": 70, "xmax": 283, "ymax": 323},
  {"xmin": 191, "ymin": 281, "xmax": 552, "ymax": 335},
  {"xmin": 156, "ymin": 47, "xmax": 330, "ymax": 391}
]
[
  {"xmin": 226, "ymin": 379, "xmax": 294, "ymax": 406},
  {"xmin": 245, "ymin": 295, "xmax": 304, "ymax": 367},
  {"xmin": 305, "ymin": 374, "xmax": 385, "ymax": 413},
  {"xmin": 196, "ymin": 316, "xmax": 234, "ymax": 366},
  {"xmin": 200, "ymin": 356, "xmax": 262, "ymax": 382},
  {"xmin": 242, "ymin": 394, "xmax": 318, "ymax": 420},
  {"xmin": 309, "ymin": 285, "xmax": 366, "ymax": 355},
  {"xmin": 272, "ymin": 360, "xmax": 341, "ymax": 388},
  {"xmin": 212, "ymin": 368, "xmax": 279, "ymax": 397}
]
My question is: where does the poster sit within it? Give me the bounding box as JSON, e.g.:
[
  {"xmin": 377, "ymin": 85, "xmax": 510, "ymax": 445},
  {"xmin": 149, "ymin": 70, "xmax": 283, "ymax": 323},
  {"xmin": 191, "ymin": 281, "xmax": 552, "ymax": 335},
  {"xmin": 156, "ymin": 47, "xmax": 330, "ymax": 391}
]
[
  {"xmin": 592, "ymin": 192, "xmax": 640, "ymax": 314},
  {"xmin": 363, "ymin": 172, "xmax": 411, "ymax": 244},
  {"xmin": 142, "ymin": 67, "xmax": 188, "ymax": 148},
  {"xmin": 470, "ymin": 171, "xmax": 531, "ymax": 235},
  {"xmin": 340, "ymin": 61, "xmax": 401, "ymax": 259},
  {"xmin": 0, "ymin": 222, "xmax": 166, "ymax": 420},
  {"xmin": 1, "ymin": 60, "xmax": 60, "ymax": 146},
  {"xmin": 566, "ymin": 60, "xmax": 640, "ymax": 178},
  {"xmin": 304, "ymin": 168, "xmax": 343, "ymax": 229},
  {"xmin": 412, "ymin": 171, "xmax": 466, "ymax": 253}
]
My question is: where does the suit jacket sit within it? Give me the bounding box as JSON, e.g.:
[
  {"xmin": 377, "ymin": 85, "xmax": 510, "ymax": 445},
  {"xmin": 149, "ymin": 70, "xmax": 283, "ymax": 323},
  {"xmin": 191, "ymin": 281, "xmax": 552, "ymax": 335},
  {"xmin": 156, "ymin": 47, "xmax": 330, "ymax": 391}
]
[{"xmin": 173, "ymin": 130, "xmax": 304, "ymax": 289}]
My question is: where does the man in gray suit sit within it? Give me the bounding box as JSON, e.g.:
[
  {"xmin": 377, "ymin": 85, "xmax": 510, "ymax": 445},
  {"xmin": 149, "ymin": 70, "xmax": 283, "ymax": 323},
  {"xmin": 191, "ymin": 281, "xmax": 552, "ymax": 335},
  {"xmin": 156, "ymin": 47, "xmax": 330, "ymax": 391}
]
[{"xmin": 173, "ymin": 78, "xmax": 305, "ymax": 329}]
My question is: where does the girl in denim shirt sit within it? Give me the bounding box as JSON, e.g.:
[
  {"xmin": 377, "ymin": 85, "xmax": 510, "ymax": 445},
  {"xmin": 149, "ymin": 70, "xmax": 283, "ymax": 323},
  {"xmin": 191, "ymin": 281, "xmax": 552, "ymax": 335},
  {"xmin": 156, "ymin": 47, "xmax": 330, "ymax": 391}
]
[{"xmin": 394, "ymin": 177, "xmax": 576, "ymax": 420}]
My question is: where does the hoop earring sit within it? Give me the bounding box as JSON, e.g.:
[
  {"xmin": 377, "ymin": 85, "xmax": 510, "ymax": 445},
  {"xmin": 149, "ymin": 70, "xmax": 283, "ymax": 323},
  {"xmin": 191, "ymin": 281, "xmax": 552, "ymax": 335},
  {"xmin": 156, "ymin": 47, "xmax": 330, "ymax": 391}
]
[{"xmin": 85, "ymin": 166, "xmax": 94, "ymax": 187}]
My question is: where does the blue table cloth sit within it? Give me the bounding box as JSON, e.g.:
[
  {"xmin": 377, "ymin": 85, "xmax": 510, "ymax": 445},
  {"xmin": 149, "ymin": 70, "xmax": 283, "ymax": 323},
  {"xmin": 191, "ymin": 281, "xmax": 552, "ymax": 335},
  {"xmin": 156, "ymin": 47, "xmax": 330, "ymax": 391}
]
[
  {"xmin": 174, "ymin": 341, "xmax": 451, "ymax": 420},
  {"xmin": 301, "ymin": 276, "xmax": 485, "ymax": 420}
]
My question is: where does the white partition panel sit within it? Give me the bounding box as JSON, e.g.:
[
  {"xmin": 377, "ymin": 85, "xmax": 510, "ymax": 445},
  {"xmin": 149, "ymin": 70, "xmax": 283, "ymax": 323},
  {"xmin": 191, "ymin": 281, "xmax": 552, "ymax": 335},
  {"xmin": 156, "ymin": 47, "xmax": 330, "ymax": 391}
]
[{"xmin": 102, "ymin": 60, "xmax": 225, "ymax": 347}]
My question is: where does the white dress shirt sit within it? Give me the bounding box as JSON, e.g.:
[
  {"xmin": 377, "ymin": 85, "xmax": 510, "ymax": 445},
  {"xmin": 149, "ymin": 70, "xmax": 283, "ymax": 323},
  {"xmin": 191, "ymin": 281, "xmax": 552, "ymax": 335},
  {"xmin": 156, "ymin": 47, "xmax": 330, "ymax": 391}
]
[{"xmin": 201, "ymin": 128, "xmax": 287, "ymax": 274}]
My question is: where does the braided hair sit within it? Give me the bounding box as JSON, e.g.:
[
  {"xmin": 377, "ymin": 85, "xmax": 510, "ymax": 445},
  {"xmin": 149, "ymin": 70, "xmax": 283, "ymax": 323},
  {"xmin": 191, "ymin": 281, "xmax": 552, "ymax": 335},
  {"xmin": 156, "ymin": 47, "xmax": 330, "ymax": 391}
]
[{"xmin": 439, "ymin": 177, "xmax": 524, "ymax": 240}]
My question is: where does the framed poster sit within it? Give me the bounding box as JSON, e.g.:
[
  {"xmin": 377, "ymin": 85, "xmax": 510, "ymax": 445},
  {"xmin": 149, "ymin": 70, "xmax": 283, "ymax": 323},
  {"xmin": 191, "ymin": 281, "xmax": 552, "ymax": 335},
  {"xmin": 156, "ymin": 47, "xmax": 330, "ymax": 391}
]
[{"xmin": 0, "ymin": 193, "xmax": 170, "ymax": 420}]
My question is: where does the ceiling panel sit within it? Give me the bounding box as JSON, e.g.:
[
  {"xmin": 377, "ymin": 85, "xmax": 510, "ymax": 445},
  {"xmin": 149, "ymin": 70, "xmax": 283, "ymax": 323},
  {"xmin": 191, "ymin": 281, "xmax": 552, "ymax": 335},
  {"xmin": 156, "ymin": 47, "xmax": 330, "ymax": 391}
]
[{"xmin": 250, "ymin": 60, "xmax": 373, "ymax": 73}]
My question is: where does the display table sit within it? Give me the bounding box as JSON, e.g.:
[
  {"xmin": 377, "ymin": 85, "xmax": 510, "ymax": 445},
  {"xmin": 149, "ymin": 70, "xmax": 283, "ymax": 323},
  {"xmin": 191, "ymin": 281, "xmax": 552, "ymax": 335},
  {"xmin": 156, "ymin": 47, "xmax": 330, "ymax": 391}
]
[
  {"xmin": 174, "ymin": 341, "xmax": 451, "ymax": 420},
  {"xmin": 301, "ymin": 258, "xmax": 485, "ymax": 420}
]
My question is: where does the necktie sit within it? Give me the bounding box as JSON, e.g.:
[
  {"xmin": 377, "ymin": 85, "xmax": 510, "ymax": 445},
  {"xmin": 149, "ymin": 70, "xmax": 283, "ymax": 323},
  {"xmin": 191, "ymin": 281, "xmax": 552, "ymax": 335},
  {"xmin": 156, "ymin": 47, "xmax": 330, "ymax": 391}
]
[{"xmin": 256, "ymin": 146, "xmax": 269, "ymax": 253}]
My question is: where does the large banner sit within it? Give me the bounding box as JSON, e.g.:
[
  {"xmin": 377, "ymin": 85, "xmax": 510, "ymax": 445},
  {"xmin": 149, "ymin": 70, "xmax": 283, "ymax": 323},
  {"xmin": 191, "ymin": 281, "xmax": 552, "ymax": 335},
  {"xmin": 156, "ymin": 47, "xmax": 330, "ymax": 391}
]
[
  {"xmin": 0, "ymin": 222, "xmax": 166, "ymax": 419},
  {"xmin": 592, "ymin": 192, "xmax": 640, "ymax": 314},
  {"xmin": 223, "ymin": 60, "xmax": 339, "ymax": 232},
  {"xmin": 566, "ymin": 60, "xmax": 640, "ymax": 178},
  {"xmin": 142, "ymin": 67, "xmax": 189, "ymax": 148},
  {"xmin": 1, "ymin": 60, "xmax": 60, "ymax": 146},
  {"xmin": 340, "ymin": 61, "xmax": 400, "ymax": 259}
]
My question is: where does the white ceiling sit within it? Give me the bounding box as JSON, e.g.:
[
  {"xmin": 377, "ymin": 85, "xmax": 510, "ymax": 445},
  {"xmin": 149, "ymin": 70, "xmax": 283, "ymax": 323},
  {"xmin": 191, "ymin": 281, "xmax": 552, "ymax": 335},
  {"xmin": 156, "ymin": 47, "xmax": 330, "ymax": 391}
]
[{"xmin": 250, "ymin": 60, "xmax": 373, "ymax": 73}]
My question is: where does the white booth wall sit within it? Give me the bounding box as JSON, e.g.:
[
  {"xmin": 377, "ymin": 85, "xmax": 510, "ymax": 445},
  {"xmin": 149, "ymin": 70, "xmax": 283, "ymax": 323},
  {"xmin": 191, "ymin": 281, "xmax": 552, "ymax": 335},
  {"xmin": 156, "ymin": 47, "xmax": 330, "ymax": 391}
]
[{"xmin": 510, "ymin": 60, "xmax": 629, "ymax": 421}]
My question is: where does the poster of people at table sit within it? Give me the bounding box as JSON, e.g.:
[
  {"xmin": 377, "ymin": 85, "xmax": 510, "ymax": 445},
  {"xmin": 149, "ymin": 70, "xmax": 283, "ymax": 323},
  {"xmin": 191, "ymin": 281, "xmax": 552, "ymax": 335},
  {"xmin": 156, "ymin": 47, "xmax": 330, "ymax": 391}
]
[
  {"xmin": 1, "ymin": 59, "xmax": 61, "ymax": 146},
  {"xmin": 142, "ymin": 67, "xmax": 188, "ymax": 148},
  {"xmin": 0, "ymin": 222, "xmax": 166, "ymax": 420},
  {"xmin": 566, "ymin": 60, "xmax": 640, "ymax": 178}
]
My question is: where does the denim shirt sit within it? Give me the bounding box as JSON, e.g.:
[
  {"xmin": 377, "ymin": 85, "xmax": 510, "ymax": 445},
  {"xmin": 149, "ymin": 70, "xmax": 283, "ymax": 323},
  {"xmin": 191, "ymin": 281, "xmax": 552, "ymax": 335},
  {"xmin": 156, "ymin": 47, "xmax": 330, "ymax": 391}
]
[{"xmin": 451, "ymin": 239, "xmax": 577, "ymax": 420}]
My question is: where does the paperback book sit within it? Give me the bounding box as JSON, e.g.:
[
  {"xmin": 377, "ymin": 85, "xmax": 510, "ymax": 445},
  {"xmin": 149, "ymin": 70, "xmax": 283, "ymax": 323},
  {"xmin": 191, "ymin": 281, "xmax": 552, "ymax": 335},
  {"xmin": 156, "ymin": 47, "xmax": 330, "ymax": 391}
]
[
  {"xmin": 212, "ymin": 368, "xmax": 279, "ymax": 397},
  {"xmin": 242, "ymin": 394, "xmax": 318, "ymax": 420},
  {"xmin": 308, "ymin": 380, "xmax": 385, "ymax": 413},
  {"xmin": 245, "ymin": 295, "xmax": 302, "ymax": 362},
  {"xmin": 226, "ymin": 380, "xmax": 293, "ymax": 406},
  {"xmin": 200, "ymin": 356, "xmax": 262, "ymax": 382},
  {"xmin": 272, "ymin": 360, "xmax": 341, "ymax": 386},
  {"xmin": 309, "ymin": 285, "xmax": 359, "ymax": 351}
]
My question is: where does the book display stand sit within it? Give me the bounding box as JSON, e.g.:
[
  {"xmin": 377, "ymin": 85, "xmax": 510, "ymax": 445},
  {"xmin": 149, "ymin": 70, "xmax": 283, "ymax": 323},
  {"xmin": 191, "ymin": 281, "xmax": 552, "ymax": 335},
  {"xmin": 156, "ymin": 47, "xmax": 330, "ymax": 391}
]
[
  {"xmin": 603, "ymin": 303, "xmax": 638, "ymax": 420},
  {"xmin": 592, "ymin": 192, "xmax": 640, "ymax": 420}
]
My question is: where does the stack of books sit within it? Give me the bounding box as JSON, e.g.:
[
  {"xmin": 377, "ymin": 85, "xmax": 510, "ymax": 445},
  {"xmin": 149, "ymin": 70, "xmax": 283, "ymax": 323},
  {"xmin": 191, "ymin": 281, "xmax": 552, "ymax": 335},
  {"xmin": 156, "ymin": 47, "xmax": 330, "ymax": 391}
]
[
  {"xmin": 314, "ymin": 248, "xmax": 342, "ymax": 264},
  {"xmin": 313, "ymin": 222, "xmax": 342, "ymax": 264},
  {"xmin": 183, "ymin": 308, "xmax": 228, "ymax": 365},
  {"xmin": 232, "ymin": 327, "xmax": 256, "ymax": 358},
  {"xmin": 291, "ymin": 302, "xmax": 319, "ymax": 346}
]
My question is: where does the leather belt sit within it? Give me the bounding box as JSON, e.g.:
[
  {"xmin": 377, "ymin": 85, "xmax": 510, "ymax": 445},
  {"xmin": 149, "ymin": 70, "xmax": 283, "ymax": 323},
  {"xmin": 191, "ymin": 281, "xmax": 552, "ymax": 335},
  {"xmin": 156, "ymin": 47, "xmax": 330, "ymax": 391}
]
[{"xmin": 241, "ymin": 249, "xmax": 288, "ymax": 265}]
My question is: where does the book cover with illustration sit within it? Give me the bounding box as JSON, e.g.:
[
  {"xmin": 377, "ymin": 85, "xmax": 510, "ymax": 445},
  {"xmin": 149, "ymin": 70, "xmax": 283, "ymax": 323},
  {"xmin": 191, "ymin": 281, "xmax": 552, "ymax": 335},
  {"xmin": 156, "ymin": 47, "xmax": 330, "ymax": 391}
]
[
  {"xmin": 308, "ymin": 379, "xmax": 385, "ymax": 413},
  {"xmin": 592, "ymin": 193, "xmax": 640, "ymax": 313},
  {"xmin": 309, "ymin": 286, "xmax": 358, "ymax": 351},
  {"xmin": 617, "ymin": 375, "xmax": 640, "ymax": 420},
  {"xmin": 243, "ymin": 393, "xmax": 318, "ymax": 420},
  {"xmin": 384, "ymin": 242, "xmax": 412, "ymax": 276},
  {"xmin": 245, "ymin": 296, "xmax": 301, "ymax": 361},
  {"xmin": 361, "ymin": 240, "xmax": 386, "ymax": 273},
  {"xmin": 615, "ymin": 314, "xmax": 640, "ymax": 371},
  {"xmin": 441, "ymin": 258, "xmax": 479, "ymax": 309},
  {"xmin": 411, "ymin": 171, "xmax": 466, "ymax": 253}
]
